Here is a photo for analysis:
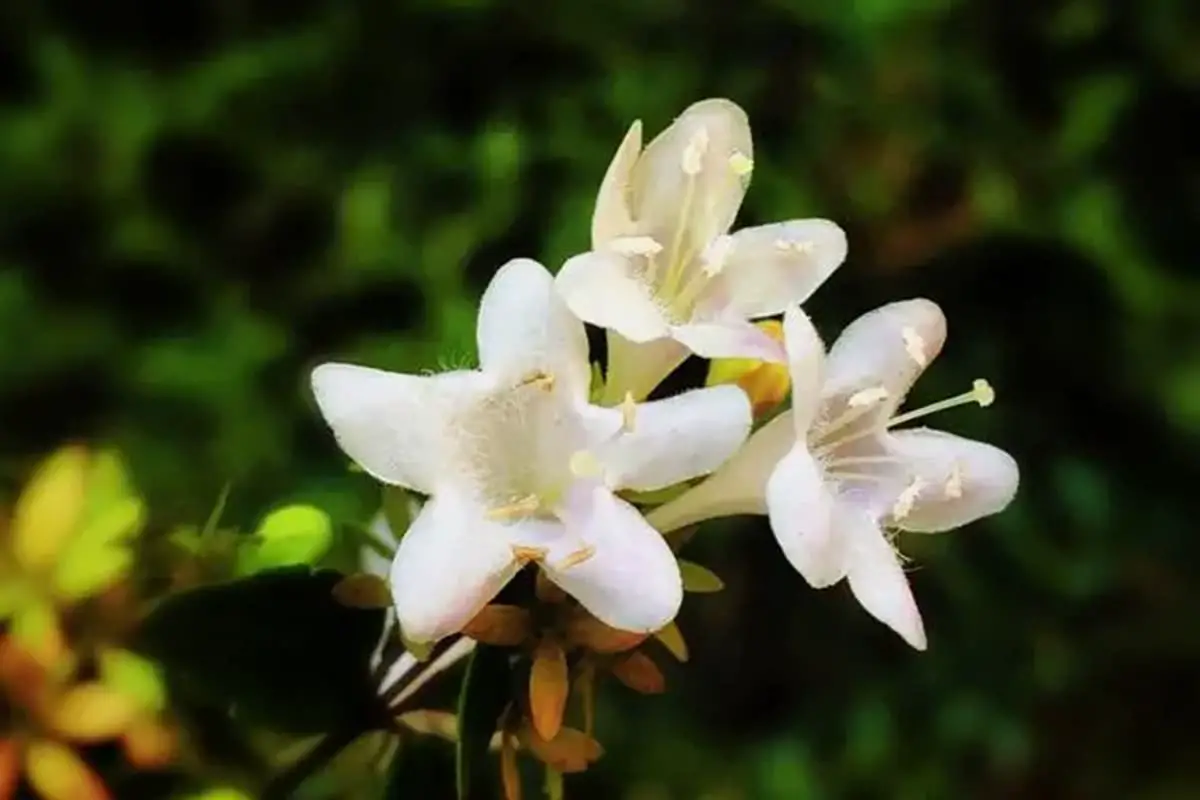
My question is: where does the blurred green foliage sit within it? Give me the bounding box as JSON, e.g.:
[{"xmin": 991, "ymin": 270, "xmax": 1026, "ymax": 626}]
[{"xmin": 1, "ymin": 0, "xmax": 1199, "ymax": 797}]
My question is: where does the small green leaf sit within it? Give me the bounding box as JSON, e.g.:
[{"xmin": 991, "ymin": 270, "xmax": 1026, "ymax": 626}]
[
  {"xmin": 136, "ymin": 568, "xmax": 386, "ymax": 735},
  {"xmin": 456, "ymin": 645, "xmax": 513, "ymax": 800},
  {"xmin": 99, "ymin": 648, "xmax": 167, "ymax": 713},
  {"xmin": 679, "ymin": 560, "xmax": 725, "ymax": 593},
  {"xmin": 247, "ymin": 505, "xmax": 334, "ymax": 570}
]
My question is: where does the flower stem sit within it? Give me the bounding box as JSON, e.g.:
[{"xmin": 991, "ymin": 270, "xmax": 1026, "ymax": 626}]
[{"xmin": 544, "ymin": 766, "xmax": 564, "ymax": 800}]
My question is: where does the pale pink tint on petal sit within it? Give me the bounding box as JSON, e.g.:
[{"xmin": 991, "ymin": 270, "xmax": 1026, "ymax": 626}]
[
  {"xmin": 716, "ymin": 219, "xmax": 848, "ymax": 318},
  {"xmin": 781, "ymin": 305, "xmax": 826, "ymax": 433},
  {"xmin": 556, "ymin": 251, "xmax": 671, "ymax": 344},
  {"xmin": 546, "ymin": 483, "xmax": 682, "ymax": 633},
  {"xmin": 671, "ymin": 319, "xmax": 787, "ymax": 362},
  {"xmin": 389, "ymin": 492, "xmax": 522, "ymax": 644},
  {"xmin": 843, "ymin": 510, "xmax": 927, "ymax": 650},
  {"xmin": 766, "ymin": 443, "xmax": 845, "ymax": 588},
  {"xmin": 592, "ymin": 120, "xmax": 643, "ymax": 247},
  {"xmin": 886, "ymin": 428, "xmax": 1019, "ymax": 533}
]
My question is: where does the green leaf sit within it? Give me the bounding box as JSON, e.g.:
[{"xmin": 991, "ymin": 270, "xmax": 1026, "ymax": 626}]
[
  {"xmin": 135, "ymin": 567, "xmax": 386, "ymax": 735},
  {"xmin": 244, "ymin": 505, "xmax": 334, "ymax": 572},
  {"xmin": 99, "ymin": 648, "xmax": 167, "ymax": 712},
  {"xmin": 679, "ymin": 560, "xmax": 725, "ymax": 593},
  {"xmin": 456, "ymin": 645, "xmax": 513, "ymax": 800}
]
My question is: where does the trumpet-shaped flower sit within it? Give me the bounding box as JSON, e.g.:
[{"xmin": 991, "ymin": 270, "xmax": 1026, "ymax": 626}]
[
  {"xmin": 312, "ymin": 259, "xmax": 751, "ymax": 644},
  {"xmin": 648, "ymin": 300, "xmax": 1019, "ymax": 649},
  {"xmin": 556, "ymin": 98, "xmax": 848, "ymax": 402}
]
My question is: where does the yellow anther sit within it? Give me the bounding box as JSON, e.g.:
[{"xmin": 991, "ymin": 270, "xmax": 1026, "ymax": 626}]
[
  {"xmin": 681, "ymin": 127, "xmax": 710, "ymax": 175},
  {"xmin": 487, "ymin": 494, "xmax": 542, "ymax": 521},
  {"xmin": 556, "ymin": 544, "xmax": 596, "ymax": 570},
  {"xmin": 848, "ymin": 385, "xmax": 890, "ymax": 408},
  {"xmin": 945, "ymin": 462, "xmax": 964, "ymax": 499},
  {"xmin": 610, "ymin": 236, "xmax": 663, "ymax": 258},
  {"xmin": 902, "ymin": 326, "xmax": 928, "ymax": 367},
  {"xmin": 519, "ymin": 370, "xmax": 555, "ymax": 392},
  {"xmin": 728, "ymin": 150, "xmax": 754, "ymax": 176},
  {"xmin": 511, "ymin": 545, "xmax": 549, "ymax": 565},
  {"xmin": 972, "ymin": 378, "xmax": 995, "ymax": 407},
  {"xmin": 892, "ymin": 477, "xmax": 927, "ymax": 521},
  {"xmin": 619, "ymin": 391, "xmax": 637, "ymax": 433}
]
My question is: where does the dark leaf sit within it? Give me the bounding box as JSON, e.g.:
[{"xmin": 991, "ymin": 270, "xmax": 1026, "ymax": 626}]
[
  {"xmin": 136, "ymin": 567, "xmax": 386, "ymax": 735},
  {"xmin": 456, "ymin": 645, "xmax": 513, "ymax": 800}
]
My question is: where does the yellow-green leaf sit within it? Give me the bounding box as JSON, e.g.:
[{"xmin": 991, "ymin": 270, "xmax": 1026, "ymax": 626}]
[
  {"xmin": 11, "ymin": 447, "xmax": 89, "ymax": 573},
  {"xmin": 248, "ymin": 505, "xmax": 333, "ymax": 570},
  {"xmin": 679, "ymin": 560, "xmax": 725, "ymax": 593},
  {"xmin": 99, "ymin": 649, "xmax": 167, "ymax": 713},
  {"xmin": 53, "ymin": 544, "xmax": 133, "ymax": 601}
]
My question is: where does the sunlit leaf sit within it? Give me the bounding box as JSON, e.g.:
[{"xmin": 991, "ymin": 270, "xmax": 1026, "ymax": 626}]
[
  {"xmin": 11, "ymin": 446, "xmax": 89, "ymax": 573},
  {"xmin": 244, "ymin": 505, "xmax": 334, "ymax": 572},
  {"xmin": 24, "ymin": 739, "xmax": 110, "ymax": 800},
  {"xmin": 136, "ymin": 567, "xmax": 385, "ymax": 735},
  {"xmin": 53, "ymin": 543, "xmax": 133, "ymax": 601},
  {"xmin": 654, "ymin": 622, "xmax": 689, "ymax": 662},
  {"xmin": 49, "ymin": 683, "xmax": 139, "ymax": 743},
  {"xmin": 99, "ymin": 648, "xmax": 167, "ymax": 713}
]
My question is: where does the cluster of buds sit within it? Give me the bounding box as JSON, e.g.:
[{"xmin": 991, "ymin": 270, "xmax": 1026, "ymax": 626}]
[{"xmin": 313, "ymin": 99, "xmax": 1020, "ymax": 794}]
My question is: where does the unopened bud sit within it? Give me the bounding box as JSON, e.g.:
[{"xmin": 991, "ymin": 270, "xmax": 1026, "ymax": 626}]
[{"xmin": 704, "ymin": 319, "xmax": 790, "ymax": 417}]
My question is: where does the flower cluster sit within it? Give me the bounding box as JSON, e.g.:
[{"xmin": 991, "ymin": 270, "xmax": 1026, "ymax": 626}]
[{"xmin": 312, "ymin": 97, "xmax": 1019, "ymax": 783}]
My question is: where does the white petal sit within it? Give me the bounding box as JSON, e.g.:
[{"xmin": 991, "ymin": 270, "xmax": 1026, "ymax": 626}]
[
  {"xmin": 782, "ymin": 305, "xmax": 826, "ymax": 432},
  {"xmin": 631, "ymin": 98, "xmax": 753, "ymax": 250},
  {"xmin": 885, "ymin": 428, "xmax": 1019, "ymax": 532},
  {"xmin": 389, "ymin": 493, "xmax": 521, "ymax": 643},
  {"xmin": 715, "ymin": 220, "xmax": 848, "ymax": 318},
  {"xmin": 671, "ymin": 319, "xmax": 787, "ymax": 362},
  {"xmin": 646, "ymin": 411, "xmax": 795, "ymax": 532},
  {"xmin": 765, "ymin": 444, "xmax": 844, "ymax": 587},
  {"xmin": 843, "ymin": 512, "xmax": 927, "ymax": 650},
  {"xmin": 592, "ymin": 120, "xmax": 643, "ymax": 247},
  {"xmin": 477, "ymin": 258, "xmax": 590, "ymax": 398},
  {"xmin": 600, "ymin": 331, "xmax": 690, "ymax": 403},
  {"xmin": 546, "ymin": 485, "xmax": 682, "ymax": 632},
  {"xmin": 311, "ymin": 363, "xmax": 486, "ymax": 493},
  {"xmin": 596, "ymin": 385, "xmax": 751, "ymax": 492},
  {"xmin": 824, "ymin": 299, "xmax": 946, "ymax": 413},
  {"xmin": 556, "ymin": 250, "xmax": 670, "ymax": 343}
]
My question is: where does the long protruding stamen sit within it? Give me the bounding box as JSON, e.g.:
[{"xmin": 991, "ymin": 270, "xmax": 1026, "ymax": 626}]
[{"xmin": 886, "ymin": 379, "xmax": 994, "ymax": 428}]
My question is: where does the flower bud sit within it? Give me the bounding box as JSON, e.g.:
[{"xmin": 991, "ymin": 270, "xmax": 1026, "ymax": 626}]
[{"xmin": 704, "ymin": 319, "xmax": 789, "ymax": 417}]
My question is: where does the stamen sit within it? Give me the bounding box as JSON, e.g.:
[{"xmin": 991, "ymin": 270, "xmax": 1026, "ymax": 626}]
[
  {"xmin": 487, "ymin": 494, "xmax": 542, "ymax": 521},
  {"xmin": 511, "ymin": 545, "xmax": 548, "ymax": 565},
  {"xmin": 945, "ymin": 462, "xmax": 963, "ymax": 499},
  {"xmin": 891, "ymin": 477, "xmax": 927, "ymax": 520},
  {"xmin": 728, "ymin": 150, "xmax": 754, "ymax": 176},
  {"xmin": 569, "ymin": 451, "xmax": 604, "ymax": 479},
  {"xmin": 619, "ymin": 391, "xmax": 637, "ymax": 433},
  {"xmin": 827, "ymin": 455, "xmax": 899, "ymax": 467},
  {"xmin": 901, "ymin": 327, "xmax": 928, "ymax": 367},
  {"xmin": 848, "ymin": 385, "xmax": 889, "ymax": 407},
  {"xmin": 681, "ymin": 127, "xmax": 710, "ymax": 175},
  {"xmin": 555, "ymin": 544, "xmax": 596, "ymax": 570},
  {"xmin": 610, "ymin": 236, "xmax": 663, "ymax": 258},
  {"xmin": 518, "ymin": 370, "xmax": 555, "ymax": 392},
  {"xmin": 886, "ymin": 379, "xmax": 994, "ymax": 428},
  {"xmin": 825, "ymin": 471, "xmax": 892, "ymax": 484}
]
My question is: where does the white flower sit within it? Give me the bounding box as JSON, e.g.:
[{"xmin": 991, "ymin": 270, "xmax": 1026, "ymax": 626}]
[
  {"xmin": 312, "ymin": 258, "xmax": 752, "ymax": 644},
  {"xmin": 556, "ymin": 98, "xmax": 848, "ymax": 403},
  {"xmin": 648, "ymin": 300, "xmax": 1019, "ymax": 649}
]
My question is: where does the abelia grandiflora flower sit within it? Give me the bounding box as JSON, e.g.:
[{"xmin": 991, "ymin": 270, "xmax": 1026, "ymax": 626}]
[
  {"xmin": 556, "ymin": 98, "xmax": 848, "ymax": 403},
  {"xmin": 649, "ymin": 300, "xmax": 1020, "ymax": 649},
  {"xmin": 312, "ymin": 258, "xmax": 751, "ymax": 645}
]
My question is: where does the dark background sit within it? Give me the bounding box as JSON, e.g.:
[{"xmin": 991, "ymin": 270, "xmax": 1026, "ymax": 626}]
[{"xmin": 2, "ymin": 0, "xmax": 1198, "ymax": 797}]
